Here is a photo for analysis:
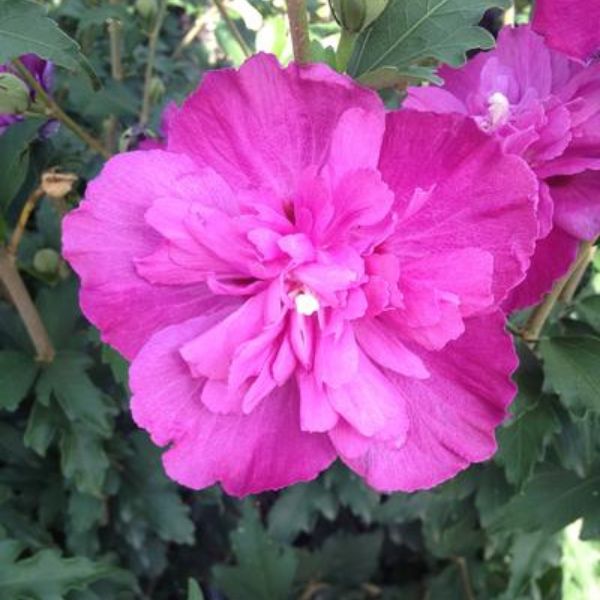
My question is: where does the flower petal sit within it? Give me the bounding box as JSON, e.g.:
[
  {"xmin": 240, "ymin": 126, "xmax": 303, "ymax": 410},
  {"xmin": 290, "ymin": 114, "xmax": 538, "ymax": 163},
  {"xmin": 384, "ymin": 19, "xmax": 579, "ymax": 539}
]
[
  {"xmin": 62, "ymin": 150, "xmax": 230, "ymax": 359},
  {"xmin": 337, "ymin": 311, "xmax": 515, "ymax": 492},
  {"xmin": 131, "ymin": 315, "xmax": 335, "ymax": 496},
  {"xmin": 168, "ymin": 53, "xmax": 383, "ymax": 195}
]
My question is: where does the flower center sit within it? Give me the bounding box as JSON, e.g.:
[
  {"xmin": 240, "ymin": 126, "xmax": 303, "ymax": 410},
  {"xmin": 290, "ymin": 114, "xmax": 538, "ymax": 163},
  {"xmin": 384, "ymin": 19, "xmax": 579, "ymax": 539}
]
[
  {"xmin": 487, "ymin": 92, "xmax": 510, "ymax": 129},
  {"xmin": 294, "ymin": 290, "xmax": 320, "ymax": 316}
]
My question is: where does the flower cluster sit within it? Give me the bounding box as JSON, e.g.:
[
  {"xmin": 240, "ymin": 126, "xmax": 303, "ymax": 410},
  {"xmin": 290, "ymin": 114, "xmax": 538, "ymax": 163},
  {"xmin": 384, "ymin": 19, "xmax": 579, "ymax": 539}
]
[
  {"xmin": 63, "ymin": 21, "xmax": 600, "ymax": 496},
  {"xmin": 406, "ymin": 26, "xmax": 600, "ymax": 310},
  {"xmin": 0, "ymin": 54, "xmax": 53, "ymax": 135}
]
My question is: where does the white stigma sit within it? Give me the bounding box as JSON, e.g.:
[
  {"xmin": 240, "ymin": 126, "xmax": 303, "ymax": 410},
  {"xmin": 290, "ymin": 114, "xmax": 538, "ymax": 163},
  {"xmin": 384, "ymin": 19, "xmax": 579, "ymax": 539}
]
[
  {"xmin": 294, "ymin": 291, "xmax": 320, "ymax": 316},
  {"xmin": 487, "ymin": 92, "xmax": 510, "ymax": 128}
]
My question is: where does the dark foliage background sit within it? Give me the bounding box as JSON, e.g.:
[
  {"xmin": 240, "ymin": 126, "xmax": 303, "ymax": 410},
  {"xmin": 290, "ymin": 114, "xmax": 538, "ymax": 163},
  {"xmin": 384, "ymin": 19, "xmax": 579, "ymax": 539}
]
[{"xmin": 1, "ymin": 1, "xmax": 599, "ymax": 599}]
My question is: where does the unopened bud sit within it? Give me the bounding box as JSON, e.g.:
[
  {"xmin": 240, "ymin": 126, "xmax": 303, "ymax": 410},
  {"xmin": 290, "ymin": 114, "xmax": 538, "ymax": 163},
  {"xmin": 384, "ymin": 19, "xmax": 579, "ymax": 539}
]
[
  {"xmin": 0, "ymin": 73, "xmax": 30, "ymax": 114},
  {"xmin": 135, "ymin": 0, "xmax": 158, "ymax": 19},
  {"xmin": 330, "ymin": 0, "xmax": 389, "ymax": 33},
  {"xmin": 33, "ymin": 248, "xmax": 60, "ymax": 275}
]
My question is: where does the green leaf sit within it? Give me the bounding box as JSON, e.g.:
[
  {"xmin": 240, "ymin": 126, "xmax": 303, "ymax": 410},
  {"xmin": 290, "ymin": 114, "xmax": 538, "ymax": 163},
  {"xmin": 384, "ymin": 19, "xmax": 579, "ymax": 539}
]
[
  {"xmin": 268, "ymin": 481, "xmax": 337, "ymax": 543},
  {"xmin": 0, "ymin": 0, "xmax": 99, "ymax": 87},
  {"xmin": 0, "ymin": 118, "xmax": 43, "ymax": 209},
  {"xmin": 36, "ymin": 351, "xmax": 113, "ymax": 436},
  {"xmin": 119, "ymin": 433, "xmax": 195, "ymax": 545},
  {"xmin": 187, "ymin": 579, "xmax": 204, "ymax": 600},
  {"xmin": 324, "ymin": 463, "xmax": 380, "ymax": 522},
  {"xmin": 213, "ymin": 502, "xmax": 297, "ymax": 600},
  {"xmin": 491, "ymin": 468, "xmax": 600, "ymax": 534},
  {"xmin": 504, "ymin": 532, "xmax": 561, "ymax": 599},
  {"xmin": 0, "ymin": 351, "xmax": 38, "ymax": 411},
  {"xmin": 60, "ymin": 426, "xmax": 110, "ymax": 496},
  {"xmin": 0, "ymin": 540, "xmax": 131, "ymax": 600},
  {"xmin": 36, "ymin": 280, "xmax": 81, "ymax": 349},
  {"xmin": 299, "ymin": 532, "xmax": 383, "ymax": 588},
  {"xmin": 540, "ymin": 336, "xmax": 600, "ymax": 411},
  {"xmin": 24, "ymin": 399, "xmax": 60, "ymax": 456},
  {"xmin": 496, "ymin": 399, "xmax": 560, "ymax": 487},
  {"xmin": 577, "ymin": 295, "xmax": 600, "ymax": 333},
  {"xmin": 348, "ymin": 0, "xmax": 509, "ymax": 85}
]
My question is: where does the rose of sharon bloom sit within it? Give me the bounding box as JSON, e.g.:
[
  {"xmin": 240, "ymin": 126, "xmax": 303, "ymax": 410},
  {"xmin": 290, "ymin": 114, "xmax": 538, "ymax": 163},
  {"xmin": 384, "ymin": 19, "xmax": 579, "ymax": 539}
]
[
  {"xmin": 0, "ymin": 54, "xmax": 53, "ymax": 135},
  {"xmin": 63, "ymin": 54, "xmax": 539, "ymax": 495},
  {"xmin": 533, "ymin": 0, "xmax": 600, "ymax": 63},
  {"xmin": 406, "ymin": 26, "xmax": 600, "ymax": 310}
]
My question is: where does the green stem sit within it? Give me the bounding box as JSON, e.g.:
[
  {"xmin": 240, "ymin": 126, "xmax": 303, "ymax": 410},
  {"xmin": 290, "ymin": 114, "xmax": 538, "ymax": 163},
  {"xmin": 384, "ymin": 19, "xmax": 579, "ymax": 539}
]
[
  {"xmin": 139, "ymin": 0, "xmax": 167, "ymax": 127},
  {"xmin": 336, "ymin": 28, "xmax": 357, "ymax": 72},
  {"xmin": 213, "ymin": 0, "xmax": 252, "ymax": 58},
  {"xmin": 12, "ymin": 59, "xmax": 111, "ymax": 160},
  {"xmin": 286, "ymin": 0, "xmax": 311, "ymax": 63}
]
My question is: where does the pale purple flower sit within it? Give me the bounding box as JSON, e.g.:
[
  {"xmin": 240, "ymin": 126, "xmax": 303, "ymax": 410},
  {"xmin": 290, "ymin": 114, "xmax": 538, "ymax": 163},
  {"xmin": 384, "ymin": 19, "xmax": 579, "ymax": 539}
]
[
  {"xmin": 63, "ymin": 54, "xmax": 538, "ymax": 495},
  {"xmin": 406, "ymin": 26, "xmax": 600, "ymax": 310}
]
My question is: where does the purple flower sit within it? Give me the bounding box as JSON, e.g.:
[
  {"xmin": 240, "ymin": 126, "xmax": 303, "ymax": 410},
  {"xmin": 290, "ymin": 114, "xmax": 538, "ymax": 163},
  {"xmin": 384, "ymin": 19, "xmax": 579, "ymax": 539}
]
[
  {"xmin": 406, "ymin": 26, "xmax": 600, "ymax": 310},
  {"xmin": 63, "ymin": 54, "xmax": 538, "ymax": 495}
]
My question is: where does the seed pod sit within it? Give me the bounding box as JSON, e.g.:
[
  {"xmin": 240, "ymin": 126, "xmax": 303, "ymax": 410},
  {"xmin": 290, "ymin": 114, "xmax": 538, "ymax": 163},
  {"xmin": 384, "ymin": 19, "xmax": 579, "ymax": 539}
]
[{"xmin": 33, "ymin": 248, "xmax": 61, "ymax": 275}]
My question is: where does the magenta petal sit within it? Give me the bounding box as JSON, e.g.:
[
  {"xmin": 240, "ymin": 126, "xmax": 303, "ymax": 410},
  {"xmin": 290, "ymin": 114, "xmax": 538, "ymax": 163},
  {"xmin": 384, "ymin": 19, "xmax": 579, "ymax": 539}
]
[
  {"xmin": 168, "ymin": 53, "xmax": 383, "ymax": 195},
  {"xmin": 62, "ymin": 150, "xmax": 230, "ymax": 359},
  {"xmin": 338, "ymin": 312, "xmax": 516, "ymax": 492},
  {"xmin": 550, "ymin": 171, "xmax": 600, "ymax": 240},
  {"xmin": 533, "ymin": 0, "xmax": 600, "ymax": 62},
  {"xmin": 327, "ymin": 352, "xmax": 408, "ymax": 442},
  {"xmin": 354, "ymin": 318, "xmax": 429, "ymax": 379},
  {"xmin": 380, "ymin": 110, "xmax": 538, "ymax": 305},
  {"xmin": 504, "ymin": 226, "xmax": 579, "ymax": 311},
  {"xmin": 131, "ymin": 316, "xmax": 336, "ymax": 496},
  {"xmin": 297, "ymin": 372, "xmax": 339, "ymax": 433},
  {"xmin": 180, "ymin": 293, "xmax": 265, "ymax": 379}
]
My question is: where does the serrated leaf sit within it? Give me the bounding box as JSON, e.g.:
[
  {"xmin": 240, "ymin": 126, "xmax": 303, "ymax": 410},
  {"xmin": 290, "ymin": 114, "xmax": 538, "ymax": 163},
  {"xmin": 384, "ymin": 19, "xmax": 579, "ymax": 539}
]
[
  {"xmin": 348, "ymin": 0, "xmax": 509, "ymax": 84},
  {"xmin": 119, "ymin": 433, "xmax": 194, "ymax": 545},
  {"xmin": 0, "ymin": 0, "xmax": 99, "ymax": 87},
  {"xmin": 36, "ymin": 351, "xmax": 113, "ymax": 436},
  {"xmin": 0, "ymin": 541, "xmax": 131, "ymax": 600},
  {"xmin": 540, "ymin": 336, "xmax": 600, "ymax": 411},
  {"xmin": 0, "ymin": 351, "xmax": 38, "ymax": 411},
  {"xmin": 491, "ymin": 467, "xmax": 600, "ymax": 534},
  {"xmin": 324, "ymin": 464, "xmax": 379, "ymax": 522},
  {"xmin": 60, "ymin": 426, "xmax": 109, "ymax": 496},
  {"xmin": 213, "ymin": 502, "xmax": 297, "ymax": 600},
  {"xmin": 496, "ymin": 399, "xmax": 560, "ymax": 487},
  {"xmin": 268, "ymin": 481, "xmax": 337, "ymax": 543},
  {"xmin": 24, "ymin": 399, "xmax": 60, "ymax": 456}
]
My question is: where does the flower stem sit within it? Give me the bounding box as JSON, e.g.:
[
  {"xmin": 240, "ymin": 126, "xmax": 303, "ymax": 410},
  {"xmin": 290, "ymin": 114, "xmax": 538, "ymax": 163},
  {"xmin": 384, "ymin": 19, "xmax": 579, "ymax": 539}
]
[
  {"xmin": 8, "ymin": 186, "xmax": 44, "ymax": 257},
  {"xmin": 560, "ymin": 241, "xmax": 597, "ymax": 303},
  {"xmin": 286, "ymin": 0, "xmax": 311, "ymax": 64},
  {"xmin": 0, "ymin": 247, "xmax": 55, "ymax": 363},
  {"xmin": 12, "ymin": 59, "xmax": 111, "ymax": 160},
  {"xmin": 522, "ymin": 240, "xmax": 595, "ymax": 343},
  {"xmin": 139, "ymin": 0, "xmax": 167, "ymax": 127},
  {"xmin": 213, "ymin": 0, "xmax": 252, "ymax": 58}
]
